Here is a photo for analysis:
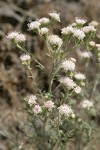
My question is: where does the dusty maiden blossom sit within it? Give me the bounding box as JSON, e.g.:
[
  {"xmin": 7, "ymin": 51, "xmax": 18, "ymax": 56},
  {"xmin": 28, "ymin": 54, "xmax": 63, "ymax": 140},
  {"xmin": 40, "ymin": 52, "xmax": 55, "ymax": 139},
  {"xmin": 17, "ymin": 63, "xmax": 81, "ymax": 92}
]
[
  {"xmin": 89, "ymin": 41, "xmax": 95, "ymax": 47},
  {"xmin": 74, "ymin": 73, "xmax": 85, "ymax": 80},
  {"xmin": 6, "ymin": 31, "xmax": 19, "ymax": 40},
  {"xmin": 39, "ymin": 18, "xmax": 50, "ymax": 25},
  {"xmin": 74, "ymin": 86, "xmax": 81, "ymax": 94},
  {"xmin": 49, "ymin": 11, "xmax": 60, "ymax": 22},
  {"xmin": 48, "ymin": 35, "xmax": 63, "ymax": 48},
  {"xmin": 75, "ymin": 17, "xmax": 86, "ymax": 25},
  {"xmin": 44, "ymin": 100, "xmax": 55, "ymax": 110},
  {"xmin": 81, "ymin": 100, "xmax": 93, "ymax": 110},
  {"xmin": 96, "ymin": 44, "xmax": 100, "ymax": 50},
  {"xmin": 20, "ymin": 54, "xmax": 30, "ymax": 62},
  {"xmin": 73, "ymin": 29, "xmax": 85, "ymax": 40},
  {"xmin": 40, "ymin": 27, "xmax": 49, "ymax": 35},
  {"xmin": 89, "ymin": 21, "xmax": 99, "ymax": 27},
  {"xmin": 33, "ymin": 105, "xmax": 42, "ymax": 114},
  {"xmin": 70, "ymin": 57, "xmax": 76, "ymax": 63},
  {"xmin": 81, "ymin": 51, "xmax": 92, "ymax": 58},
  {"xmin": 61, "ymin": 59, "xmax": 75, "ymax": 72},
  {"xmin": 28, "ymin": 95, "xmax": 37, "ymax": 106},
  {"xmin": 28, "ymin": 21, "xmax": 40, "ymax": 30},
  {"xmin": 59, "ymin": 77, "xmax": 76, "ymax": 90},
  {"xmin": 61, "ymin": 26, "xmax": 74, "ymax": 35},
  {"xmin": 15, "ymin": 33, "xmax": 26, "ymax": 42},
  {"xmin": 58, "ymin": 104, "xmax": 75, "ymax": 118},
  {"xmin": 83, "ymin": 26, "xmax": 96, "ymax": 33},
  {"xmin": 6, "ymin": 32, "xmax": 26, "ymax": 42}
]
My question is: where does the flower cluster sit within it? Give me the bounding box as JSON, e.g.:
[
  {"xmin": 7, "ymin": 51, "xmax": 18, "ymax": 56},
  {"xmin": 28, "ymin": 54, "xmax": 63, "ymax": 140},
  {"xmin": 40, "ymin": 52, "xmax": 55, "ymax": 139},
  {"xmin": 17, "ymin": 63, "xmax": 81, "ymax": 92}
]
[
  {"xmin": 81, "ymin": 100, "xmax": 93, "ymax": 110},
  {"xmin": 61, "ymin": 59, "xmax": 75, "ymax": 72},
  {"xmin": 59, "ymin": 58, "xmax": 85, "ymax": 94},
  {"xmin": 48, "ymin": 34, "xmax": 63, "ymax": 49},
  {"xmin": 49, "ymin": 11, "xmax": 60, "ymax": 22},
  {"xmin": 59, "ymin": 77, "xmax": 76, "ymax": 90},
  {"xmin": 74, "ymin": 73, "xmax": 85, "ymax": 80},
  {"xmin": 61, "ymin": 18, "xmax": 97, "ymax": 41},
  {"xmin": 27, "ymin": 94, "xmax": 37, "ymax": 106},
  {"xmin": 58, "ymin": 104, "xmax": 75, "ymax": 118},
  {"xmin": 75, "ymin": 17, "xmax": 86, "ymax": 25},
  {"xmin": 20, "ymin": 54, "xmax": 31, "ymax": 62},
  {"xmin": 6, "ymin": 31, "xmax": 26, "ymax": 42}
]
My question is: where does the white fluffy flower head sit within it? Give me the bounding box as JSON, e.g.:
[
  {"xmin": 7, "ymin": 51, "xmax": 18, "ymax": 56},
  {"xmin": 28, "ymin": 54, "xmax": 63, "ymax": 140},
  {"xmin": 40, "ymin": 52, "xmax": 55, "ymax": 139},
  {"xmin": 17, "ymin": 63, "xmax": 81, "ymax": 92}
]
[
  {"xmin": 6, "ymin": 31, "xmax": 19, "ymax": 40},
  {"xmin": 28, "ymin": 21, "xmax": 40, "ymax": 30},
  {"xmin": 74, "ymin": 73, "xmax": 85, "ymax": 80},
  {"xmin": 75, "ymin": 17, "xmax": 86, "ymax": 25},
  {"xmin": 61, "ymin": 59, "xmax": 75, "ymax": 72},
  {"xmin": 89, "ymin": 21, "xmax": 99, "ymax": 27},
  {"xmin": 73, "ymin": 29, "xmax": 85, "ymax": 40},
  {"xmin": 74, "ymin": 86, "xmax": 81, "ymax": 94},
  {"xmin": 61, "ymin": 26, "xmax": 74, "ymax": 35},
  {"xmin": 80, "ymin": 51, "xmax": 92, "ymax": 58},
  {"xmin": 33, "ymin": 105, "xmax": 42, "ymax": 114},
  {"xmin": 89, "ymin": 41, "xmax": 95, "ymax": 47},
  {"xmin": 44, "ymin": 100, "xmax": 55, "ymax": 110},
  {"xmin": 81, "ymin": 100, "xmax": 93, "ymax": 110},
  {"xmin": 49, "ymin": 11, "xmax": 60, "ymax": 22},
  {"xmin": 83, "ymin": 26, "xmax": 96, "ymax": 33},
  {"xmin": 20, "ymin": 54, "xmax": 30, "ymax": 62},
  {"xmin": 58, "ymin": 104, "xmax": 75, "ymax": 118},
  {"xmin": 6, "ymin": 32, "xmax": 26, "ymax": 42},
  {"xmin": 15, "ymin": 33, "xmax": 26, "ymax": 42},
  {"xmin": 96, "ymin": 44, "xmax": 100, "ymax": 51},
  {"xmin": 59, "ymin": 77, "xmax": 76, "ymax": 90},
  {"xmin": 70, "ymin": 57, "xmax": 76, "ymax": 63},
  {"xmin": 27, "ymin": 95, "xmax": 37, "ymax": 106},
  {"xmin": 39, "ymin": 17, "xmax": 50, "ymax": 25},
  {"xmin": 40, "ymin": 27, "xmax": 49, "ymax": 35},
  {"xmin": 48, "ymin": 35, "xmax": 63, "ymax": 48}
]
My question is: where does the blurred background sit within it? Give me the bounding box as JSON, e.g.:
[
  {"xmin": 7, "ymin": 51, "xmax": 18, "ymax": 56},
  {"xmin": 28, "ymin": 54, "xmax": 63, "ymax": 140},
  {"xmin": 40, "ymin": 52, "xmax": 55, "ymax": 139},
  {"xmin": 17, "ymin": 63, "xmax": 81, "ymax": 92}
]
[{"xmin": 0, "ymin": 0, "xmax": 100, "ymax": 149}]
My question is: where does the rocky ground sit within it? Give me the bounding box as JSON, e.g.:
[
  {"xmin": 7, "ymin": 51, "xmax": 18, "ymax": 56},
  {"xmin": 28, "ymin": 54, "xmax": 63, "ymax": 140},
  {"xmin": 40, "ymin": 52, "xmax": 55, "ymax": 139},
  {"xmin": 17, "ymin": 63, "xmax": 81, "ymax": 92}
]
[{"xmin": 0, "ymin": 0, "xmax": 100, "ymax": 149}]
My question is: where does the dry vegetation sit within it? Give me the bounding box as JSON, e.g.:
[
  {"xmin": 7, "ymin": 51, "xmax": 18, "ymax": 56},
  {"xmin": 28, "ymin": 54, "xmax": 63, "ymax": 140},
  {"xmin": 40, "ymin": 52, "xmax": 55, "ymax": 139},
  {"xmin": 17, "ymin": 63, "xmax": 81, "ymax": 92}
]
[{"xmin": 0, "ymin": 0, "xmax": 100, "ymax": 149}]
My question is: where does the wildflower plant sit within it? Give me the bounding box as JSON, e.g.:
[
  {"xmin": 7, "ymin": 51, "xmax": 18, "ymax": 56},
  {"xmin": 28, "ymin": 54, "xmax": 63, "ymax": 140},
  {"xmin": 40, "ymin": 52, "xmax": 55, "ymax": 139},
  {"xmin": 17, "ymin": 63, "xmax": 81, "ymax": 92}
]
[{"xmin": 6, "ymin": 11, "xmax": 100, "ymax": 150}]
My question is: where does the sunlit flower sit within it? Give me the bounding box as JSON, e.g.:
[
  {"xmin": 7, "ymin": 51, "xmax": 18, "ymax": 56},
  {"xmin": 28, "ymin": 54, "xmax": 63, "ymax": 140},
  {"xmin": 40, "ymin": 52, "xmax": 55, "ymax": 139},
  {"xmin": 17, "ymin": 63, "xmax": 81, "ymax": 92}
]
[
  {"xmin": 70, "ymin": 57, "xmax": 76, "ymax": 63},
  {"xmin": 74, "ymin": 73, "xmax": 85, "ymax": 80},
  {"xmin": 6, "ymin": 32, "xmax": 26, "ymax": 42},
  {"xmin": 49, "ymin": 11, "xmax": 60, "ymax": 22},
  {"xmin": 89, "ymin": 41, "xmax": 95, "ymax": 47},
  {"xmin": 33, "ymin": 105, "xmax": 42, "ymax": 114},
  {"xmin": 74, "ymin": 86, "xmax": 81, "ymax": 94},
  {"xmin": 81, "ymin": 100, "xmax": 93, "ymax": 110},
  {"xmin": 20, "ymin": 54, "xmax": 30, "ymax": 62},
  {"xmin": 61, "ymin": 59, "xmax": 75, "ymax": 71},
  {"xmin": 80, "ymin": 51, "xmax": 92, "ymax": 58},
  {"xmin": 61, "ymin": 26, "xmax": 74, "ymax": 35},
  {"xmin": 75, "ymin": 17, "xmax": 86, "ymax": 25},
  {"xmin": 58, "ymin": 104, "xmax": 75, "ymax": 118},
  {"xmin": 28, "ymin": 21, "xmax": 40, "ymax": 30},
  {"xmin": 44, "ymin": 100, "xmax": 55, "ymax": 110},
  {"xmin": 40, "ymin": 27, "xmax": 49, "ymax": 35},
  {"xmin": 89, "ymin": 21, "xmax": 99, "ymax": 27},
  {"xmin": 48, "ymin": 35, "xmax": 63, "ymax": 48},
  {"xmin": 27, "ymin": 95, "xmax": 37, "ymax": 106},
  {"xmin": 83, "ymin": 26, "xmax": 96, "ymax": 33},
  {"xmin": 15, "ymin": 33, "xmax": 26, "ymax": 42},
  {"xmin": 73, "ymin": 29, "xmax": 85, "ymax": 40},
  {"xmin": 6, "ymin": 31, "xmax": 19, "ymax": 40},
  {"xmin": 96, "ymin": 44, "xmax": 100, "ymax": 50},
  {"xmin": 59, "ymin": 77, "xmax": 76, "ymax": 89},
  {"xmin": 39, "ymin": 18, "xmax": 50, "ymax": 25}
]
